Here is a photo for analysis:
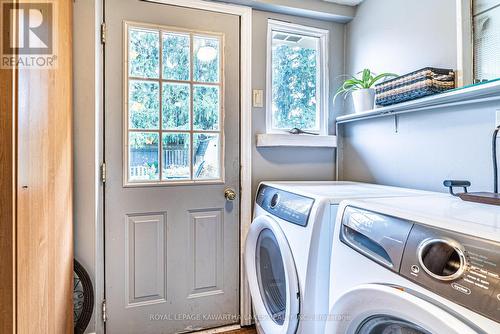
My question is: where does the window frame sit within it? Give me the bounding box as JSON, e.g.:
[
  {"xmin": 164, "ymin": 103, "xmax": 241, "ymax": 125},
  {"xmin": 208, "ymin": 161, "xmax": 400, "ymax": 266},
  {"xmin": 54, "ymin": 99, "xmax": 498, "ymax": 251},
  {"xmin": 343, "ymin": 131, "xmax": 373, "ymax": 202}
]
[
  {"xmin": 265, "ymin": 19, "xmax": 329, "ymax": 135},
  {"xmin": 123, "ymin": 21, "xmax": 225, "ymax": 187},
  {"xmin": 471, "ymin": 0, "xmax": 500, "ymax": 83}
]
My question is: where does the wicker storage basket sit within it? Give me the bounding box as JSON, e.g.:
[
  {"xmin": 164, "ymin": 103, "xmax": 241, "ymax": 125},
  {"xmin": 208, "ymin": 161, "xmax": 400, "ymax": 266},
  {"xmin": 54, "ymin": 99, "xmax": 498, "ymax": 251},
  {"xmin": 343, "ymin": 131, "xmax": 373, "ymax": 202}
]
[{"xmin": 375, "ymin": 67, "xmax": 455, "ymax": 106}]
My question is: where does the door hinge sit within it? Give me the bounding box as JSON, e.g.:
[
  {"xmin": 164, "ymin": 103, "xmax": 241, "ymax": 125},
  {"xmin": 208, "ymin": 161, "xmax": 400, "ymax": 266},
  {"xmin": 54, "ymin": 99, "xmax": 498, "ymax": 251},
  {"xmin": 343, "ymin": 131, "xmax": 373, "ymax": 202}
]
[
  {"xmin": 102, "ymin": 299, "xmax": 108, "ymax": 323},
  {"xmin": 100, "ymin": 22, "xmax": 107, "ymax": 44},
  {"xmin": 100, "ymin": 162, "xmax": 107, "ymax": 184}
]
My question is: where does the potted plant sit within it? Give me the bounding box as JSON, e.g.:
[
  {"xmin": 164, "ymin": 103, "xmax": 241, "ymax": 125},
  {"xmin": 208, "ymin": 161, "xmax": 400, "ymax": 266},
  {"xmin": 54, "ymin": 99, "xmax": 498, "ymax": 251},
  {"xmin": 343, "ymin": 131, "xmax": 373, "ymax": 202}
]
[{"xmin": 335, "ymin": 69, "xmax": 397, "ymax": 113}]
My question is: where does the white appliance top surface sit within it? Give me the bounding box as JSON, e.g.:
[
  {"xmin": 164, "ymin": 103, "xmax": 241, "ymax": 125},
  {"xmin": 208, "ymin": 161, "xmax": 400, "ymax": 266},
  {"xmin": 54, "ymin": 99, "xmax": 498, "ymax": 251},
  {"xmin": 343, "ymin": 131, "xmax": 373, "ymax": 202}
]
[
  {"xmin": 262, "ymin": 181, "xmax": 437, "ymax": 204},
  {"xmin": 344, "ymin": 195, "xmax": 500, "ymax": 242}
]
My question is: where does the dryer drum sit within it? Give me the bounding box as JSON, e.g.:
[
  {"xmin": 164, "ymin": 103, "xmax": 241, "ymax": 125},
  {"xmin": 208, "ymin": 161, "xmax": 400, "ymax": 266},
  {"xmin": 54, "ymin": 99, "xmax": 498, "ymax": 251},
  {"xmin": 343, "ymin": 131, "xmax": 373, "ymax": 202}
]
[
  {"xmin": 357, "ymin": 315, "xmax": 431, "ymax": 334},
  {"xmin": 256, "ymin": 228, "xmax": 287, "ymax": 325}
]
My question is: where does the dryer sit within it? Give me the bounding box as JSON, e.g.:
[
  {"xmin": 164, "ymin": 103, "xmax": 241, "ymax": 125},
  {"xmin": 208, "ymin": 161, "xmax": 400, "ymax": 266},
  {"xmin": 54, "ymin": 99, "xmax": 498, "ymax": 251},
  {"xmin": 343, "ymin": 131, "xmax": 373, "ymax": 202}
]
[
  {"xmin": 326, "ymin": 195, "xmax": 500, "ymax": 334},
  {"xmin": 244, "ymin": 181, "xmax": 434, "ymax": 334}
]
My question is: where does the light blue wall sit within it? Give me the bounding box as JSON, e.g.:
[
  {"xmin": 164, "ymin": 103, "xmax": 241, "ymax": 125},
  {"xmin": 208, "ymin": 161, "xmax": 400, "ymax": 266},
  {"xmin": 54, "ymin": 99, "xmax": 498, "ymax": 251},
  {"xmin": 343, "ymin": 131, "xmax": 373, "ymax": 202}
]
[
  {"xmin": 345, "ymin": 0, "xmax": 457, "ymax": 78},
  {"xmin": 252, "ymin": 10, "xmax": 345, "ymax": 195},
  {"xmin": 340, "ymin": 103, "xmax": 498, "ymax": 192},
  {"xmin": 340, "ymin": 0, "xmax": 500, "ymax": 193}
]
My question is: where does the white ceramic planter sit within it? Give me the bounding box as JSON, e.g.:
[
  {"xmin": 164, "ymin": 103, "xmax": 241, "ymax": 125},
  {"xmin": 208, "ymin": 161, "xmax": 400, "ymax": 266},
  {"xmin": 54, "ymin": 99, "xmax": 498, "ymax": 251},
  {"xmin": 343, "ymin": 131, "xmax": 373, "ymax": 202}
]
[{"xmin": 352, "ymin": 88, "xmax": 375, "ymax": 113}]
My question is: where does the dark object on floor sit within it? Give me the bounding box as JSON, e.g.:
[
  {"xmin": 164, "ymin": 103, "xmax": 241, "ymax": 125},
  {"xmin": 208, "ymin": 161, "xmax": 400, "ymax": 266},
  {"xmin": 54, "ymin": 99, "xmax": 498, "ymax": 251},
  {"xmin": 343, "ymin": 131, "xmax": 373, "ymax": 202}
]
[
  {"xmin": 443, "ymin": 180, "xmax": 500, "ymax": 206},
  {"xmin": 375, "ymin": 67, "xmax": 455, "ymax": 106},
  {"xmin": 74, "ymin": 259, "xmax": 94, "ymax": 334}
]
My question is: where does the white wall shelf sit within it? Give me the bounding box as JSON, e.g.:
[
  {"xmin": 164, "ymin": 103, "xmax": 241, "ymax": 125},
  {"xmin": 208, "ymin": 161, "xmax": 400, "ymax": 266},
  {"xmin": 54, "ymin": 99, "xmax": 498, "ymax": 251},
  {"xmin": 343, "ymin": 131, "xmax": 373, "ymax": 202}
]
[
  {"xmin": 256, "ymin": 133, "xmax": 337, "ymax": 148},
  {"xmin": 336, "ymin": 79, "xmax": 500, "ymax": 125}
]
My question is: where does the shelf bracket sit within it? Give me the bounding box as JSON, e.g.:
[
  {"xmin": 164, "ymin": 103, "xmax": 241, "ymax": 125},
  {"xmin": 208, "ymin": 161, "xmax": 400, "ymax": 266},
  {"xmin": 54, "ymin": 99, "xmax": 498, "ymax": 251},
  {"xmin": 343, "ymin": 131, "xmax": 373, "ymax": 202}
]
[{"xmin": 394, "ymin": 114, "xmax": 399, "ymax": 133}]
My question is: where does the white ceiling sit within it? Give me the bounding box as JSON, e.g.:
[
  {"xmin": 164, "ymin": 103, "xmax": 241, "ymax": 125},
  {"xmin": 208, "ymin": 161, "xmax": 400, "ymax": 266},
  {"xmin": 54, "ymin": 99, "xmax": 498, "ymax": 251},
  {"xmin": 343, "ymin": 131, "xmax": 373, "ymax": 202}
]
[
  {"xmin": 322, "ymin": 0, "xmax": 364, "ymax": 6},
  {"xmin": 211, "ymin": 0, "xmax": 356, "ymax": 22}
]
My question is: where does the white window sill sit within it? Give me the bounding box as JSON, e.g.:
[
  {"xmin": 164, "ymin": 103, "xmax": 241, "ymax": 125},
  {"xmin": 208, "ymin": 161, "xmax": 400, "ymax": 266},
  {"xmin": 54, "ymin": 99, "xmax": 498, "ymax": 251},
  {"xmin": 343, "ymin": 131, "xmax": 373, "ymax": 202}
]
[{"xmin": 256, "ymin": 133, "xmax": 337, "ymax": 148}]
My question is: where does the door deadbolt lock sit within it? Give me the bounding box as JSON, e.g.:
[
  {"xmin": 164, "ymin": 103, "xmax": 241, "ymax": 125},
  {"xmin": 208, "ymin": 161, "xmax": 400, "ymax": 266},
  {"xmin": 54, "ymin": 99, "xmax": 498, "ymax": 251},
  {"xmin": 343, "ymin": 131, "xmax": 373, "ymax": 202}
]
[{"xmin": 224, "ymin": 188, "xmax": 237, "ymax": 201}]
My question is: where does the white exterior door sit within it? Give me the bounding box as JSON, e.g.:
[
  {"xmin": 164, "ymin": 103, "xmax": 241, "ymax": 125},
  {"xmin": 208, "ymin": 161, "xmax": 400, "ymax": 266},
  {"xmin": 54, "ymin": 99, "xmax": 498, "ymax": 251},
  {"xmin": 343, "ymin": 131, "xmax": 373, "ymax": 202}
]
[{"xmin": 104, "ymin": 1, "xmax": 240, "ymax": 333}]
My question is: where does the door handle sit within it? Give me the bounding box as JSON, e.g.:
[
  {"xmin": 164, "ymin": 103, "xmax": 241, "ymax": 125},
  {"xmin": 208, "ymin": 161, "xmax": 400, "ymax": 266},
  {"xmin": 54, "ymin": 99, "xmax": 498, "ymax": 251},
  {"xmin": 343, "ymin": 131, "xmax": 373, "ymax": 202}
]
[{"xmin": 224, "ymin": 188, "xmax": 237, "ymax": 201}]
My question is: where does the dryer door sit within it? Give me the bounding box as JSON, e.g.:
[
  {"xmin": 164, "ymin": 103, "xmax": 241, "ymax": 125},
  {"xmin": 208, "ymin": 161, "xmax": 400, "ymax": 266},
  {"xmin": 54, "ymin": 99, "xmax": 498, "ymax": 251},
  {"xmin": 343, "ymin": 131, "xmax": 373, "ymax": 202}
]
[
  {"xmin": 326, "ymin": 284, "xmax": 480, "ymax": 334},
  {"xmin": 245, "ymin": 215, "xmax": 299, "ymax": 334}
]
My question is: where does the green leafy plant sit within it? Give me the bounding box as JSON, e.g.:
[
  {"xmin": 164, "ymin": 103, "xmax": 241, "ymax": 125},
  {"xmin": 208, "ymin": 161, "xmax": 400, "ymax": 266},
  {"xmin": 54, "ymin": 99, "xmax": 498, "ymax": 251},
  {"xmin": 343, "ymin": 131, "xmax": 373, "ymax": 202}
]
[{"xmin": 334, "ymin": 69, "xmax": 397, "ymax": 101}]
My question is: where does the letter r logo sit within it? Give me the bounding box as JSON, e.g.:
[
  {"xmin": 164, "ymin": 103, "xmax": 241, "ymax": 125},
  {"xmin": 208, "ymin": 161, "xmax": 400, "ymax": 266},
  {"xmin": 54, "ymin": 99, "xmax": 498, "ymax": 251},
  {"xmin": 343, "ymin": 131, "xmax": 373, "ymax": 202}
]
[{"xmin": 2, "ymin": 2, "xmax": 53, "ymax": 55}]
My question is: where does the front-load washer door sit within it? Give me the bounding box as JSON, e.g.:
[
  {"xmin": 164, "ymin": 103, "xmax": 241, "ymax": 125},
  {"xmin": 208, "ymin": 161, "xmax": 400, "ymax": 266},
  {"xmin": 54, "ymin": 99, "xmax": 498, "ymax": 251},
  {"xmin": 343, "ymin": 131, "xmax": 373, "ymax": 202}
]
[
  {"xmin": 326, "ymin": 284, "xmax": 480, "ymax": 334},
  {"xmin": 245, "ymin": 215, "xmax": 300, "ymax": 334}
]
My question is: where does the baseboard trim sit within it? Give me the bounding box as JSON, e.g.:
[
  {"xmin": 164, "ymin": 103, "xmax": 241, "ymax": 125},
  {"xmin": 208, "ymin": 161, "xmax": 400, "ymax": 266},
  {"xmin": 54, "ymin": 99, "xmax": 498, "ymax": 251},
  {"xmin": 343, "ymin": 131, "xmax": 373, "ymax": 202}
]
[{"xmin": 192, "ymin": 324, "xmax": 241, "ymax": 333}]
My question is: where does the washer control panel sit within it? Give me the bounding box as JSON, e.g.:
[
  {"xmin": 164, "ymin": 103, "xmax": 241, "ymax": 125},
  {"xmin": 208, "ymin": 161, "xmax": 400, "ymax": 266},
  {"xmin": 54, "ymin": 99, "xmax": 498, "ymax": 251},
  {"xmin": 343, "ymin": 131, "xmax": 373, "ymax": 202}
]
[
  {"xmin": 400, "ymin": 224, "xmax": 500, "ymax": 323},
  {"xmin": 256, "ymin": 185, "xmax": 314, "ymax": 227}
]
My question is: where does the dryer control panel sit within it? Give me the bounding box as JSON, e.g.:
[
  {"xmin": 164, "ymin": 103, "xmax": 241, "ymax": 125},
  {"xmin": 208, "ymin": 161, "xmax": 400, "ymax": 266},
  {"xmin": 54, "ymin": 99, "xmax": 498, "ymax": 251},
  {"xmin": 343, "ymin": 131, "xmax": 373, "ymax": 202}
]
[
  {"xmin": 401, "ymin": 224, "xmax": 500, "ymax": 324},
  {"xmin": 256, "ymin": 185, "xmax": 314, "ymax": 227}
]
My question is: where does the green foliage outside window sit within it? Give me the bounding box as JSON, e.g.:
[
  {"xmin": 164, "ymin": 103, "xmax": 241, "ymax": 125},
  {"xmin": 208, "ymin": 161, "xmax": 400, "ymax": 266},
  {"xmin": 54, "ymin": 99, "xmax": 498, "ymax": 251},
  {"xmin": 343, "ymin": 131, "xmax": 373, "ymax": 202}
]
[
  {"xmin": 162, "ymin": 83, "xmax": 190, "ymax": 131},
  {"xmin": 194, "ymin": 37, "xmax": 220, "ymax": 83},
  {"xmin": 128, "ymin": 29, "xmax": 221, "ymax": 149},
  {"xmin": 129, "ymin": 81, "xmax": 160, "ymax": 131},
  {"xmin": 163, "ymin": 33, "xmax": 190, "ymax": 81},
  {"xmin": 272, "ymin": 44, "xmax": 318, "ymax": 131},
  {"xmin": 194, "ymin": 85, "xmax": 219, "ymax": 130},
  {"xmin": 129, "ymin": 29, "xmax": 159, "ymax": 78}
]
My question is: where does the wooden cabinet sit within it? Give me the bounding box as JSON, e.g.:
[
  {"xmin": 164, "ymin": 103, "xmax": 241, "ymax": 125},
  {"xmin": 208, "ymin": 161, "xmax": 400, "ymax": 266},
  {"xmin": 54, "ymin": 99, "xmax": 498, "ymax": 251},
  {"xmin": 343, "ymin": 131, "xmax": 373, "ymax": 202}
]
[{"xmin": 0, "ymin": 1, "xmax": 73, "ymax": 333}]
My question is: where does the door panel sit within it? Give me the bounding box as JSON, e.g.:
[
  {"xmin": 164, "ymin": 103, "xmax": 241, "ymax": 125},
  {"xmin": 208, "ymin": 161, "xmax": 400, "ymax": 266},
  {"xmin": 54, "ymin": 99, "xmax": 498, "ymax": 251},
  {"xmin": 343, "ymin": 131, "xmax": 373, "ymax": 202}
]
[
  {"xmin": 188, "ymin": 209, "xmax": 224, "ymax": 296},
  {"xmin": 126, "ymin": 213, "xmax": 167, "ymax": 306},
  {"xmin": 105, "ymin": 1, "xmax": 240, "ymax": 333}
]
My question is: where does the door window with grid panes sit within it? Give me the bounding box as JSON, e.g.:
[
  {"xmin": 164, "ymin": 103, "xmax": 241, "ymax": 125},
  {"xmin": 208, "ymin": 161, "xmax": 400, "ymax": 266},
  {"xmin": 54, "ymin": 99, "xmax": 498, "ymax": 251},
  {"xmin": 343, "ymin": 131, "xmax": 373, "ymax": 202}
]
[{"xmin": 125, "ymin": 24, "xmax": 223, "ymax": 184}]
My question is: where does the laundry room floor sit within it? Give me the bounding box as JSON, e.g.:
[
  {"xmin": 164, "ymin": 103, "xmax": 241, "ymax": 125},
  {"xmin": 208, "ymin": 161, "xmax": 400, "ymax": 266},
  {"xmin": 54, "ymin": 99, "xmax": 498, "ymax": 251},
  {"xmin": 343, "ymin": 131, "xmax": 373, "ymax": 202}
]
[{"xmin": 226, "ymin": 326, "xmax": 256, "ymax": 333}]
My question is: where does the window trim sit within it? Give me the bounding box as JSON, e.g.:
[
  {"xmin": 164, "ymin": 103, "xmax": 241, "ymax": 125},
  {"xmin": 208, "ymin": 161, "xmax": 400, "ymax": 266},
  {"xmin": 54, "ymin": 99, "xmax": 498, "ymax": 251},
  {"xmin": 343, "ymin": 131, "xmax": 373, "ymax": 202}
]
[
  {"xmin": 265, "ymin": 19, "xmax": 329, "ymax": 135},
  {"xmin": 123, "ymin": 21, "xmax": 225, "ymax": 187},
  {"xmin": 456, "ymin": 0, "xmax": 474, "ymax": 87},
  {"xmin": 457, "ymin": 0, "xmax": 500, "ymax": 86}
]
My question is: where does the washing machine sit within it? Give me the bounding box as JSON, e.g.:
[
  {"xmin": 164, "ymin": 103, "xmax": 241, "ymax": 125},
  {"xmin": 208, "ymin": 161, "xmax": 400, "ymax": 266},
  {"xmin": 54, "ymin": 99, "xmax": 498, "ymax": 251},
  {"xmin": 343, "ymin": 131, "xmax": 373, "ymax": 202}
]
[
  {"xmin": 244, "ymin": 181, "xmax": 435, "ymax": 334},
  {"xmin": 326, "ymin": 195, "xmax": 500, "ymax": 334}
]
